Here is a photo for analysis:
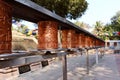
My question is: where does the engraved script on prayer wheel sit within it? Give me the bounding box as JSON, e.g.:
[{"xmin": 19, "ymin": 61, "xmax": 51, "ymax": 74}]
[
  {"xmin": 0, "ymin": 1, "xmax": 12, "ymax": 54},
  {"xmin": 38, "ymin": 21, "xmax": 58, "ymax": 50}
]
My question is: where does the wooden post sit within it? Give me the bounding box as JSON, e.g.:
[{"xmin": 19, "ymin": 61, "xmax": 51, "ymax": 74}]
[{"xmin": 0, "ymin": 1, "xmax": 12, "ymax": 54}]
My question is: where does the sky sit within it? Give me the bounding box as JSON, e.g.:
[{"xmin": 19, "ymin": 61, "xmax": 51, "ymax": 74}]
[
  {"xmin": 14, "ymin": 0, "xmax": 120, "ymax": 30},
  {"xmin": 78, "ymin": 0, "xmax": 120, "ymax": 27}
]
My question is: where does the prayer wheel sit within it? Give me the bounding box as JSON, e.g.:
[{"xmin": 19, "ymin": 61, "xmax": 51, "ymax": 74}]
[
  {"xmin": 77, "ymin": 33, "xmax": 82, "ymax": 48},
  {"xmin": 38, "ymin": 21, "xmax": 58, "ymax": 50},
  {"xmin": 0, "ymin": 1, "xmax": 12, "ymax": 54},
  {"xmin": 85, "ymin": 35, "xmax": 89, "ymax": 48},
  {"xmin": 75, "ymin": 33, "xmax": 80, "ymax": 48},
  {"xmin": 89, "ymin": 37, "xmax": 92, "ymax": 47},
  {"xmin": 103, "ymin": 42, "xmax": 105, "ymax": 47},
  {"xmin": 61, "ymin": 29, "xmax": 68, "ymax": 48},
  {"xmin": 96, "ymin": 40, "xmax": 99, "ymax": 46},
  {"xmin": 91, "ymin": 38, "xmax": 95, "ymax": 47},
  {"xmin": 81, "ymin": 34, "xmax": 85, "ymax": 48},
  {"xmin": 67, "ymin": 29, "xmax": 76, "ymax": 48},
  {"xmin": 93, "ymin": 38, "xmax": 96, "ymax": 47},
  {"xmin": 61, "ymin": 29, "xmax": 76, "ymax": 48}
]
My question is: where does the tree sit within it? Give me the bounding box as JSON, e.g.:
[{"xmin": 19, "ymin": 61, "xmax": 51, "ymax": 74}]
[
  {"xmin": 92, "ymin": 21, "xmax": 106, "ymax": 40},
  {"xmin": 111, "ymin": 11, "xmax": 120, "ymax": 31},
  {"xmin": 31, "ymin": 0, "xmax": 88, "ymax": 19},
  {"xmin": 74, "ymin": 21, "xmax": 91, "ymax": 31}
]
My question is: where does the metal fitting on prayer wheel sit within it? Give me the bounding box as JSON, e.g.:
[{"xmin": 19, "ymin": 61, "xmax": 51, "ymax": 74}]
[
  {"xmin": 0, "ymin": 1, "xmax": 12, "ymax": 54},
  {"xmin": 38, "ymin": 21, "xmax": 58, "ymax": 50}
]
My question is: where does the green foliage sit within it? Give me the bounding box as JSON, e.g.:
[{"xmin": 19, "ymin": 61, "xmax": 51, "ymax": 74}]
[
  {"xmin": 17, "ymin": 25, "xmax": 28, "ymax": 34},
  {"xmin": 93, "ymin": 21, "xmax": 105, "ymax": 39},
  {"xmin": 92, "ymin": 14, "xmax": 120, "ymax": 40},
  {"xmin": 92, "ymin": 21, "xmax": 113, "ymax": 40},
  {"xmin": 111, "ymin": 11, "xmax": 120, "ymax": 32},
  {"xmin": 101, "ymin": 11, "xmax": 120, "ymax": 40},
  {"xmin": 74, "ymin": 21, "xmax": 90, "ymax": 30},
  {"xmin": 31, "ymin": 0, "xmax": 88, "ymax": 19}
]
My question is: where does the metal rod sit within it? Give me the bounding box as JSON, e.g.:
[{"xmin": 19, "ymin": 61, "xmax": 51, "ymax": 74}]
[
  {"xmin": 95, "ymin": 49, "xmax": 98, "ymax": 64},
  {"xmin": 86, "ymin": 49, "xmax": 89, "ymax": 74},
  {"xmin": 62, "ymin": 54, "xmax": 67, "ymax": 80}
]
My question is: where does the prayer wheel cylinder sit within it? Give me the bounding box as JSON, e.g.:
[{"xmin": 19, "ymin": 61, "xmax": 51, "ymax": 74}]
[
  {"xmin": 92, "ymin": 38, "xmax": 95, "ymax": 47},
  {"xmin": 81, "ymin": 34, "xmax": 85, "ymax": 48},
  {"xmin": 0, "ymin": 1, "xmax": 12, "ymax": 54},
  {"xmin": 67, "ymin": 29, "xmax": 76, "ymax": 48},
  {"xmin": 76, "ymin": 33, "xmax": 82, "ymax": 48},
  {"xmin": 61, "ymin": 29, "xmax": 76, "ymax": 48},
  {"xmin": 94, "ymin": 39, "xmax": 96, "ymax": 47},
  {"xmin": 85, "ymin": 36, "xmax": 89, "ymax": 48},
  {"xmin": 38, "ymin": 21, "xmax": 58, "ymax": 50},
  {"xmin": 85, "ymin": 35, "xmax": 91, "ymax": 48},
  {"xmin": 61, "ymin": 29, "xmax": 68, "ymax": 48},
  {"xmin": 75, "ymin": 33, "xmax": 79, "ymax": 48},
  {"xmin": 89, "ymin": 37, "xmax": 91, "ymax": 47}
]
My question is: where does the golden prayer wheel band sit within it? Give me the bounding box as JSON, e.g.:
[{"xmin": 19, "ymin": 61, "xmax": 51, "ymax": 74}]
[
  {"xmin": 0, "ymin": 1, "xmax": 12, "ymax": 54},
  {"xmin": 38, "ymin": 21, "xmax": 58, "ymax": 50}
]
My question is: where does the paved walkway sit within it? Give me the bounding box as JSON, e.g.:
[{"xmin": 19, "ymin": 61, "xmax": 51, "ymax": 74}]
[
  {"xmin": 8, "ymin": 54, "xmax": 120, "ymax": 80},
  {"xmin": 83, "ymin": 54, "xmax": 120, "ymax": 80}
]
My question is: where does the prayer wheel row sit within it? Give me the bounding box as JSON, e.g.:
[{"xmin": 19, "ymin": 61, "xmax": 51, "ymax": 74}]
[
  {"xmin": 37, "ymin": 21, "xmax": 104, "ymax": 50},
  {"xmin": 0, "ymin": 1, "xmax": 105, "ymax": 54}
]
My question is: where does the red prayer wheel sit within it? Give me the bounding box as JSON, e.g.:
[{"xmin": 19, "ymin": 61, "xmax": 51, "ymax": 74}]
[
  {"xmin": 61, "ymin": 29, "xmax": 76, "ymax": 48},
  {"xmin": 89, "ymin": 37, "xmax": 92, "ymax": 47},
  {"xmin": 81, "ymin": 34, "xmax": 85, "ymax": 48},
  {"xmin": 75, "ymin": 33, "xmax": 79, "ymax": 48},
  {"xmin": 85, "ymin": 35, "xmax": 89, "ymax": 48},
  {"xmin": 38, "ymin": 21, "xmax": 58, "ymax": 50},
  {"xmin": 0, "ymin": 1, "xmax": 12, "ymax": 54},
  {"xmin": 61, "ymin": 29, "xmax": 68, "ymax": 48},
  {"xmin": 77, "ymin": 33, "xmax": 82, "ymax": 48},
  {"xmin": 96, "ymin": 40, "xmax": 99, "ymax": 46},
  {"xmin": 91, "ymin": 38, "xmax": 95, "ymax": 47},
  {"xmin": 67, "ymin": 29, "xmax": 76, "ymax": 48},
  {"xmin": 94, "ymin": 38, "xmax": 96, "ymax": 47}
]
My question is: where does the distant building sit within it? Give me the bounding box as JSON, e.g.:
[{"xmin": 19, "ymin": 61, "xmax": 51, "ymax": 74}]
[{"xmin": 106, "ymin": 40, "xmax": 120, "ymax": 53}]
